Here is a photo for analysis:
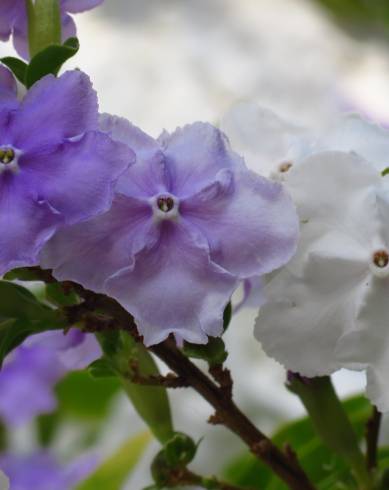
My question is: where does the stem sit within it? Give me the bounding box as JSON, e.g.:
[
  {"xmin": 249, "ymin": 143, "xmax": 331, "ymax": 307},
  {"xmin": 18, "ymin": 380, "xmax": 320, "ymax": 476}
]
[
  {"xmin": 24, "ymin": 268, "xmax": 316, "ymax": 490},
  {"xmin": 179, "ymin": 468, "xmax": 255, "ymax": 489},
  {"xmin": 366, "ymin": 406, "xmax": 382, "ymax": 471},
  {"xmin": 288, "ymin": 374, "xmax": 373, "ymax": 490},
  {"xmin": 150, "ymin": 340, "xmax": 315, "ymax": 490}
]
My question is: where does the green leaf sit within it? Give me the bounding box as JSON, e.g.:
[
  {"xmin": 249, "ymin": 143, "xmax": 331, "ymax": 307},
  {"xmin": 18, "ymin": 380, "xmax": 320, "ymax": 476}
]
[
  {"xmin": 164, "ymin": 432, "xmax": 197, "ymax": 468},
  {"xmin": 45, "ymin": 282, "xmax": 79, "ymax": 307},
  {"xmin": 183, "ymin": 337, "xmax": 228, "ymax": 365},
  {"xmin": 223, "ymin": 394, "xmax": 372, "ymax": 490},
  {"xmin": 27, "ymin": 0, "xmax": 61, "ymax": 58},
  {"xmin": 88, "ymin": 358, "xmax": 117, "ymax": 378},
  {"xmin": 25, "ymin": 38, "xmax": 80, "ymax": 88},
  {"xmin": 0, "ymin": 280, "xmax": 66, "ymax": 365},
  {"xmin": 0, "ymin": 58, "xmax": 28, "ymax": 85},
  {"xmin": 76, "ymin": 432, "xmax": 151, "ymax": 490},
  {"xmin": 55, "ymin": 370, "xmax": 121, "ymax": 421},
  {"xmin": 98, "ymin": 332, "xmax": 174, "ymax": 444}
]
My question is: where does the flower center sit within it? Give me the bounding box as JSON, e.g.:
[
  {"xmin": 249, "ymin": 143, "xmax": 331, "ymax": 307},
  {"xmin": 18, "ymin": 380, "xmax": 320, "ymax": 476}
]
[
  {"xmin": 157, "ymin": 196, "xmax": 175, "ymax": 213},
  {"xmin": 0, "ymin": 147, "xmax": 15, "ymax": 165},
  {"xmin": 278, "ymin": 161, "xmax": 293, "ymax": 173},
  {"xmin": 151, "ymin": 193, "xmax": 179, "ymax": 222},
  {"xmin": 373, "ymin": 250, "xmax": 389, "ymax": 268}
]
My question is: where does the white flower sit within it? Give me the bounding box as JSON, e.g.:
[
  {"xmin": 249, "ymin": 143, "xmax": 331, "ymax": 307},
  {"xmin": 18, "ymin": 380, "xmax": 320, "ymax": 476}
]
[
  {"xmin": 255, "ymin": 150, "xmax": 389, "ymax": 411},
  {"xmin": 221, "ymin": 100, "xmax": 389, "ymax": 177}
]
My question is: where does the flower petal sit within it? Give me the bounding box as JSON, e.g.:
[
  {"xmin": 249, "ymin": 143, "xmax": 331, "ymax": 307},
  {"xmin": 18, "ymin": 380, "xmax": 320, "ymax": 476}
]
[
  {"xmin": 335, "ymin": 277, "xmax": 389, "ymax": 411},
  {"xmin": 11, "ymin": 71, "xmax": 98, "ymax": 150},
  {"xmin": 0, "ymin": 0, "xmax": 19, "ymax": 41},
  {"xmin": 161, "ymin": 122, "xmax": 245, "ymax": 196},
  {"xmin": 100, "ymin": 113, "xmax": 169, "ymax": 197},
  {"xmin": 105, "ymin": 221, "xmax": 238, "ymax": 346},
  {"xmin": 0, "ymin": 66, "xmax": 17, "ymax": 102},
  {"xmin": 21, "ymin": 131, "xmax": 134, "ymax": 225},
  {"xmin": 316, "ymin": 114, "xmax": 389, "ymax": 173},
  {"xmin": 181, "ymin": 169, "xmax": 299, "ymax": 277},
  {"xmin": 0, "ymin": 176, "xmax": 62, "ymax": 275},
  {"xmin": 42, "ymin": 194, "xmax": 153, "ymax": 292},
  {"xmin": 220, "ymin": 100, "xmax": 311, "ymax": 176},
  {"xmin": 62, "ymin": 0, "xmax": 104, "ymax": 13},
  {"xmin": 255, "ymin": 232, "xmax": 369, "ymax": 376}
]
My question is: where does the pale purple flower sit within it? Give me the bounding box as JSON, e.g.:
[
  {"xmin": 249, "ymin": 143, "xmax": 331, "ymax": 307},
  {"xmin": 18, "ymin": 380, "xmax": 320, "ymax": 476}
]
[
  {"xmin": 0, "ymin": 452, "xmax": 96, "ymax": 490},
  {"xmin": 0, "ymin": 0, "xmax": 104, "ymax": 59},
  {"xmin": 42, "ymin": 115, "xmax": 299, "ymax": 346},
  {"xmin": 0, "ymin": 69, "xmax": 133, "ymax": 276},
  {"xmin": 0, "ymin": 66, "xmax": 16, "ymax": 103},
  {"xmin": 0, "ymin": 330, "xmax": 101, "ymax": 426}
]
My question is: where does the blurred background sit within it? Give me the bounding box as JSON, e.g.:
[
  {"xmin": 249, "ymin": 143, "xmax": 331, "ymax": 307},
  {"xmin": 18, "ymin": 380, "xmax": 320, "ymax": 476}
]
[{"xmin": 1, "ymin": 0, "xmax": 389, "ymax": 488}]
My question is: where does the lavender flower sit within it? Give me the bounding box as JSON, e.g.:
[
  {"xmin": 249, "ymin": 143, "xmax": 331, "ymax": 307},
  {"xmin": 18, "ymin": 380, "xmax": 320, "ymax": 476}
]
[
  {"xmin": 0, "ymin": 452, "xmax": 96, "ymax": 490},
  {"xmin": 43, "ymin": 115, "xmax": 299, "ymax": 345},
  {"xmin": 0, "ymin": 66, "xmax": 16, "ymax": 103},
  {"xmin": 0, "ymin": 69, "xmax": 133, "ymax": 276},
  {"xmin": 0, "ymin": 330, "xmax": 101, "ymax": 426},
  {"xmin": 0, "ymin": 0, "xmax": 104, "ymax": 59}
]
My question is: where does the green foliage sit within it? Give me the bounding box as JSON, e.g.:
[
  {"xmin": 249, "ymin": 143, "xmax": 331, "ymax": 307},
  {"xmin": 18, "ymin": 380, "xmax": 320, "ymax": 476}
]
[
  {"xmin": 183, "ymin": 337, "xmax": 228, "ymax": 366},
  {"xmin": 88, "ymin": 358, "xmax": 117, "ymax": 378},
  {"xmin": 97, "ymin": 331, "xmax": 174, "ymax": 444},
  {"xmin": 25, "ymin": 38, "xmax": 80, "ymax": 88},
  {"xmin": 0, "ymin": 280, "xmax": 66, "ymax": 366},
  {"xmin": 45, "ymin": 282, "xmax": 79, "ymax": 307},
  {"xmin": 76, "ymin": 431, "xmax": 151, "ymax": 490},
  {"xmin": 0, "ymin": 58, "xmax": 28, "ymax": 84},
  {"xmin": 26, "ymin": 0, "xmax": 61, "ymax": 57},
  {"xmin": 55, "ymin": 370, "xmax": 120, "ymax": 421},
  {"xmin": 164, "ymin": 432, "xmax": 197, "ymax": 468},
  {"xmin": 223, "ymin": 395, "xmax": 372, "ymax": 489}
]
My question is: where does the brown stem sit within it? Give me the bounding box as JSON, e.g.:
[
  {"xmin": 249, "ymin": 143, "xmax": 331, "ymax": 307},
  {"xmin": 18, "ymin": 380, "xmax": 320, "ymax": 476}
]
[
  {"xmin": 151, "ymin": 339, "xmax": 315, "ymax": 490},
  {"xmin": 366, "ymin": 406, "xmax": 382, "ymax": 471},
  {"xmin": 26, "ymin": 267, "xmax": 316, "ymax": 490}
]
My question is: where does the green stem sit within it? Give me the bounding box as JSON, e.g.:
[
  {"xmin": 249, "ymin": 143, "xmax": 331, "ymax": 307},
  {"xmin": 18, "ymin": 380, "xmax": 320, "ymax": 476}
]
[
  {"xmin": 288, "ymin": 375, "xmax": 373, "ymax": 490},
  {"xmin": 26, "ymin": 0, "xmax": 61, "ymax": 57}
]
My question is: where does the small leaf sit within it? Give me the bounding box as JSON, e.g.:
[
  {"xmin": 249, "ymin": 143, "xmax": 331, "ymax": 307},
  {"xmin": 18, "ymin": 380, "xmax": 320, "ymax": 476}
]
[
  {"xmin": 76, "ymin": 432, "xmax": 151, "ymax": 490},
  {"xmin": 164, "ymin": 432, "xmax": 197, "ymax": 468},
  {"xmin": 183, "ymin": 337, "xmax": 228, "ymax": 366},
  {"xmin": 88, "ymin": 358, "xmax": 116, "ymax": 378},
  {"xmin": 0, "ymin": 281, "xmax": 66, "ymax": 365},
  {"xmin": 45, "ymin": 282, "xmax": 79, "ymax": 307},
  {"xmin": 98, "ymin": 332, "xmax": 174, "ymax": 444},
  {"xmin": 382, "ymin": 167, "xmax": 389, "ymax": 177},
  {"xmin": 26, "ymin": 38, "xmax": 80, "ymax": 88},
  {"xmin": 0, "ymin": 58, "xmax": 28, "ymax": 85},
  {"xmin": 27, "ymin": 0, "xmax": 61, "ymax": 57}
]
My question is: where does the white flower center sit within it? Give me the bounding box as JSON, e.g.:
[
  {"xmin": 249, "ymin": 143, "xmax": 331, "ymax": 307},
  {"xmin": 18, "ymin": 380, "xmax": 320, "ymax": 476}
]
[
  {"xmin": 370, "ymin": 249, "xmax": 389, "ymax": 278},
  {"xmin": 0, "ymin": 146, "xmax": 21, "ymax": 174},
  {"xmin": 151, "ymin": 193, "xmax": 179, "ymax": 222}
]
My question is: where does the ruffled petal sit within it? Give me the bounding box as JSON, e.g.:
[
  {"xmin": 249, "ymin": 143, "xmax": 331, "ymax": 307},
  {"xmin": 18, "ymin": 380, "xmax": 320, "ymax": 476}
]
[
  {"xmin": 62, "ymin": 0, "xmax": 104, "ymax": 13},
  {"xmin": 21, "ymin": 131, "xmax": 134, "ymax": 224},
  {"xmin": 181, "ymin": 169, "xmax": 299, "ymax": 277},
  {"xmin": 0, "ymin": 176, "xmax": 62, "ymax": 275},
  {"xmin": 316, "ymin": 114, "xmax": 389, "ymax": 173},
  {"xmin": 42, "ymin": 194, "xmax": 154, "ymax": 292},
  {"xmin": 105, "ymin": 221, "xmax": 238, "ymax": 346},
  {"xmin": 11, "ymin": 71, "xmax": 98, "ymax": 150},
  {"xmin": 100, "ymin": 114, "xmax": 169, "ymax": 197},
  {"xmin": 336, "ymin": 277, "xmax": 389, "ymax": 411},
  {"xmin": 256, "ymin": 231, "xmax": 369, "ymax": 376},
  {"xmin": 220, "ymin": 101, "xmax": 311, "ymax": 176},
  {"xmin": 161, "ymin": 122, "xmax": 245, "ymax": 196}
]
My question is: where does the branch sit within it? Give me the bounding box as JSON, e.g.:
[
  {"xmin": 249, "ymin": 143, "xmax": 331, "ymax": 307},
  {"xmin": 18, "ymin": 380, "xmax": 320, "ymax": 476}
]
[
  {"xmin": 26, "ymin": 267, "xmax": 316, "ymax": 490},
  {"xmin": 366, "ymin": 406, "xmax": 382, "ymax": 471},
  {"xmin": 168, "ymin": 467, "xmax": 254, "ymax": 489}
]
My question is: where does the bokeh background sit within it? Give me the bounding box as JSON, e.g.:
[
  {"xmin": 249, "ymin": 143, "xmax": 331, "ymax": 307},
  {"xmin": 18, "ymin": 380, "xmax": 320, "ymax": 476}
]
[{"xmin": 1, "ymin": 0, "xmax": 389, "ymax": 488}]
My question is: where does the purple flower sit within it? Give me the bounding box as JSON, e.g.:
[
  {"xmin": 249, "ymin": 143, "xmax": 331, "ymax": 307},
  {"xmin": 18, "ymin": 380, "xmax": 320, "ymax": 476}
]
[
  {"xmin": 0, "ymin": 66, "xmax": 16, "ymax": 103},
  {"xmin": 0, "ymin": 69, "xmax": 133, "ymax": 276},
  {"xmin": 43, "ymin": 115, "xmax": 299, "ymax": 345},
  {"xmin": 0, "ymin": 451, "xmax": 97, "ymax": 490},
  {"xmin": 0, "ymin": 0, "xmax": 104, "ymax": 59},
  {"xmin": 0, "ymin": 330, "xmax": 101, "ymax": 426}
]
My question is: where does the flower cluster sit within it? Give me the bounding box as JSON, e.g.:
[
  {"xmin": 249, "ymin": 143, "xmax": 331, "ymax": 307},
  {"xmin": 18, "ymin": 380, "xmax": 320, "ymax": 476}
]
[
  {"xmin": 0, "ymin": 0, "xmax": 103, "ymax": 59},
  {"xmin": 223, "ymin": 101, "xmax": 389, "ymax": 411}
]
